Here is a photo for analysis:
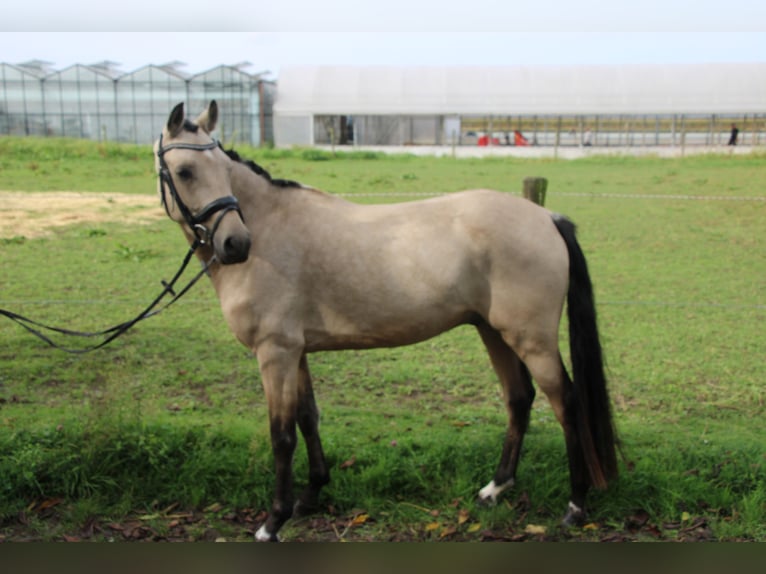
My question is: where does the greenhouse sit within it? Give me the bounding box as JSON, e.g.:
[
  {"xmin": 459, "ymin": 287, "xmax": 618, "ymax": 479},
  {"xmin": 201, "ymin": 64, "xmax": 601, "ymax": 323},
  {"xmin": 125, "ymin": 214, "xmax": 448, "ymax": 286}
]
[
  {"xmin": 0, "ymin": 61, "xmax": 274, "ymax": 146},
  {"xmin": 44, "ymin": 63, "xmax": 120, "ymax": 140},
  {"xmin": 0, "ymin": 62, "xmax": 47, "ymax": 136}
]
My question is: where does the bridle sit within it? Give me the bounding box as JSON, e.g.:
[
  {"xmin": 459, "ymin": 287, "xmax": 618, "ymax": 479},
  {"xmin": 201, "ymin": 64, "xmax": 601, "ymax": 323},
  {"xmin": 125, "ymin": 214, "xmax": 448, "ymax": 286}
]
[{"xmin": 156, "ymin": 133, "xmax": 243, "ymax": 246}]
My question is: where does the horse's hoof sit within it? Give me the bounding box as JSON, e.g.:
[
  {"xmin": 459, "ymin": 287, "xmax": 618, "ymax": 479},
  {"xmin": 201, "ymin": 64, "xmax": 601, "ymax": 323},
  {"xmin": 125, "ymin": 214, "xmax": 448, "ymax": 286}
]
[
  {"xmin": 561, "ymin": 501, "xmax": 586, "ymax": 528},
  {"xmin": 255, "ymin": 524, "xmax": 280, "ymax": 542},
  {"xmin": 293, "ymin": 499, "xmax": 319, "ymax": 519},
  {"xmin": 476, "ymin": 479, "xmax": 513, "ymax": 507}
]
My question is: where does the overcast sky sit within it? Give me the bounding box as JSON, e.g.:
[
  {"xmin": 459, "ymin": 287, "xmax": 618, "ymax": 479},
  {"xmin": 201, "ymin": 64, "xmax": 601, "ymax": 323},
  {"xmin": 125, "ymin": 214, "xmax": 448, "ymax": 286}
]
[{"xmin": 2, "ymin": 2, "xmax": 765, "ymax": 77}]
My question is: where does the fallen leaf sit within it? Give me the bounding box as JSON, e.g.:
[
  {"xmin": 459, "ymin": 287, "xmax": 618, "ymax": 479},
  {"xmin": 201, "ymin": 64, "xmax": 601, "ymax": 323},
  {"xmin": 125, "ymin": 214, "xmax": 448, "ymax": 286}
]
[
  {"xmin": 350, "ymin": 513, "xmax": 369, "ymax": 526},
  {"xmin": 81, "ymin": 516, "xmax": 97, "ymax": 539},
  {"xmin": 36, "ymin": 498, "xmax": 64, "ymax": 511},
  {"xmin": 166, "ymin": 512, "xmax": 194, "ymax": 521},
  {"xmin": 458, "ymin": 509, "xmax": 470, "ymax": 525},
  {"xmin": 681, "ymin": 517, "xmax": 708, "ymax": 532},
  {"xmin": 440, "ymin": 526, "xmax": 457, "ymax": 538},
  {"xmin": 340, "ymin": 456, "xmax": 356, "ymax": 470},
  {"xmin": 467, "ymin": 523, "xmax": 482, "ymax": 533},
  {"xmin": 524, "ymin": 524, "xmax": 547, "ymax": 535},
  {"xmin": 583, "ymin": 523, "xmax": 599, "ymax": 531},
  {"xmin": 626, "ymin": 509, "xmax": 650, "ymax": 529},
  {"xmin": 425, "ymin": 522, "xmax": 441, "ymax": 532},
  {"xmin": 681, "ymin": 511, "xmax": 691, "ymax": 522},
  {"xmin": 600, "ymin": 533, "xmax": 630, "ymax": 542}
]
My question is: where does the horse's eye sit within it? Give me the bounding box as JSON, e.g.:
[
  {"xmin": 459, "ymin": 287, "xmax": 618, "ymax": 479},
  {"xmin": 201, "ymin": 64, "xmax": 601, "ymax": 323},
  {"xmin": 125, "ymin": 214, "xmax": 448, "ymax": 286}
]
[{"xmin": 177, "ymin": 167, "xmax": 193, "ymax": 181}]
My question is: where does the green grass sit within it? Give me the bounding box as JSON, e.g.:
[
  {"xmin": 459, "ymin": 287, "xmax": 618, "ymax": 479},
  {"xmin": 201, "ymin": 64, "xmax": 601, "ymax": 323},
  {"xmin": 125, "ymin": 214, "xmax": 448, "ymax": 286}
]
[
  {"xmin": 0, "ymin": 137, "xmax": 151, "ymax": 193},
  {"xmin": 1, "ymin": 137, "xmax": 765, "ymax": 541}
]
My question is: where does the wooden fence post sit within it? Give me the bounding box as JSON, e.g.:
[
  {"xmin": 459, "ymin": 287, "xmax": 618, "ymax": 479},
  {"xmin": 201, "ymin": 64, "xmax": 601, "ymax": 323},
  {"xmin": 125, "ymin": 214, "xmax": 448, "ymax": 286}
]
[{"xmin": 523, "ymin": 177, "xmax": 548, "ymax": 206}]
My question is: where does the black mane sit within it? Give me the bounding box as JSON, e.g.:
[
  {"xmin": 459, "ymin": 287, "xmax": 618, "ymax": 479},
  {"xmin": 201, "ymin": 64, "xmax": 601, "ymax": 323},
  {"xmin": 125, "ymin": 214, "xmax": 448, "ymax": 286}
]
[{"xmin": 224, "ymin": 148, "xmax": 302, "ymax": 188}]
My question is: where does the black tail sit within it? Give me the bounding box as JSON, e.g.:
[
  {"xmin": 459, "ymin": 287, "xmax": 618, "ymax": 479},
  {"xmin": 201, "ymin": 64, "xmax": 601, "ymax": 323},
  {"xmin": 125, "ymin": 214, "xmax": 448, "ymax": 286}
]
[{"xmin": 552, "ymin": 214, "xmax": 618, "ymax": 489}]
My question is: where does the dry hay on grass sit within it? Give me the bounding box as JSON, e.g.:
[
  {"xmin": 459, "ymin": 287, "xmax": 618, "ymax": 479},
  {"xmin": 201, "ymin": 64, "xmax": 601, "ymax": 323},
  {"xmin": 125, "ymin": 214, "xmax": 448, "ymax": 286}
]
[{"xmin": 0, "ymin": 191, "xmax": 164, "ymax": 239}]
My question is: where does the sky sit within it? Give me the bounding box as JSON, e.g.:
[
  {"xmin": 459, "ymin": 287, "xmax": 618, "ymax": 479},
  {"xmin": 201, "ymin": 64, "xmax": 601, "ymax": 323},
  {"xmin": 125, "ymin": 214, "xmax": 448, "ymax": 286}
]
[{"xmin": 1, "ymin": 2, "xmax": 765, "ymax": 77}]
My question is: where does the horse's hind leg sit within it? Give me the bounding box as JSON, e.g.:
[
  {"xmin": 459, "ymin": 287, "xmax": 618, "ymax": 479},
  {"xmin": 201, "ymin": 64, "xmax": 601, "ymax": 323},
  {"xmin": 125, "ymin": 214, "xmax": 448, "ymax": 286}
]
[
  {"xmin": 293, "ymin": 354, "xmax": 330, "ymax": 517},
  {"xmin": 520, "ymin": 349, "xmax": 590, "ymax": 526},
  {"xmin": 476, "ymin": 323, "xmax": 535, "ymax": 504},
  {"xmin": 558, "ymin": 364, "xmax": 591, "ymax": 525}
]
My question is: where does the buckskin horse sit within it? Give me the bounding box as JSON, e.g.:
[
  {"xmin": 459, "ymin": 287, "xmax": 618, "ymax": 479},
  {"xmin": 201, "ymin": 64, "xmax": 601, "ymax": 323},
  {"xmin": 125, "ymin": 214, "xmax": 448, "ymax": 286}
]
[{"xmin": 154, "ymin": 101, "xmax": 618, "ymax": 541}]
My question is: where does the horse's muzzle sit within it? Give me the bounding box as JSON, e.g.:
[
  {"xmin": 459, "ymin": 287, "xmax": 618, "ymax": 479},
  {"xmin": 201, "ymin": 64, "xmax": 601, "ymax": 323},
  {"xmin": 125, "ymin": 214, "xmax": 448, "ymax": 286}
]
[{"xmin": 218, "ymin": 233, "xmax": 251, "ymax": 265}]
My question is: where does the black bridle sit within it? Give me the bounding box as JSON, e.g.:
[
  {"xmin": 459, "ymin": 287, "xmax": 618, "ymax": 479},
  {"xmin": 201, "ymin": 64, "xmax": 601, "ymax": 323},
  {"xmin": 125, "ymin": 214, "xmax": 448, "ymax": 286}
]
[{"xmin": 156, "ymin": 133, "xmax": 243, "ymax": 246}]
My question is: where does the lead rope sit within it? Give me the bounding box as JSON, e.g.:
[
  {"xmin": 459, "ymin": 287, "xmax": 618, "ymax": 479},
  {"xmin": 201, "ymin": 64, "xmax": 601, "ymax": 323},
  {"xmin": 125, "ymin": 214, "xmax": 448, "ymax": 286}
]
[
  {"xmin": 0, "ymin": 240, "xmax": 213, "ymax": 354},
  {"xmin": 3, "ymin": 133, "xmax": 238, "ymax": 353}
]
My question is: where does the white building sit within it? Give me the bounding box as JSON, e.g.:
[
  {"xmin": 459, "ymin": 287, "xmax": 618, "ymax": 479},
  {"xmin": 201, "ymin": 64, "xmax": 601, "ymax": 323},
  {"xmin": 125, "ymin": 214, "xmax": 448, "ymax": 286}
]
[{"xmin": 273, "ymin": 64, "xmax": 766, "ymax": 147}]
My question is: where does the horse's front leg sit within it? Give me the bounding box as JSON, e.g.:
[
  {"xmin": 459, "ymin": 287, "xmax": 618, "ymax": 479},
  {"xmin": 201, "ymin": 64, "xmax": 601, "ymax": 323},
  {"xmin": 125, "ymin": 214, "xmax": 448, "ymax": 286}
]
[
  {"xmin": 254, "ymin": 342, "xmax": 303, "ymax": 542},
  {"xmin": 294, "ymin": 354, "xmax": 330, "ymax": 516}
]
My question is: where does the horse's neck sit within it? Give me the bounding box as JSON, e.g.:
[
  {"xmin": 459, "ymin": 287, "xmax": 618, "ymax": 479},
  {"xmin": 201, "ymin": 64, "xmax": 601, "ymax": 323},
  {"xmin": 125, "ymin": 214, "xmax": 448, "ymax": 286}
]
[
  {"xmin": 229, "ymin": 160, "xmax": 334, "ymax": 218},
  {"xmin": 229, "ymin": 161, "xmax": 282, "ymax": 213}
]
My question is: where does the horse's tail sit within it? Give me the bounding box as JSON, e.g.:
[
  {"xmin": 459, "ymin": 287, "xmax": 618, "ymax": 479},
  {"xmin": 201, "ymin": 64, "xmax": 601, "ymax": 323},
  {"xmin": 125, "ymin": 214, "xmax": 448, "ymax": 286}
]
[{"xmin": 552, "ymin": 214, "xmax": 618, "ymax": 489}]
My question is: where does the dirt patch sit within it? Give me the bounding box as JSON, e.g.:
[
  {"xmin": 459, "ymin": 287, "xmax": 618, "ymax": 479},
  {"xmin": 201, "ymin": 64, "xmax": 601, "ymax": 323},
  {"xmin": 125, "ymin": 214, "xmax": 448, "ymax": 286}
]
[{"xmin": 0, "ymin": 191, "xmax": 165, "ymax": 239}]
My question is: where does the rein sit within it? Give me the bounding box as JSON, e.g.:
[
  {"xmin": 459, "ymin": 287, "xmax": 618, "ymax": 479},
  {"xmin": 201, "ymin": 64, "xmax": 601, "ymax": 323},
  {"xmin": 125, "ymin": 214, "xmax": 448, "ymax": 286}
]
[
  {"xmin": 0, "ymin": 240, "xmax": 212, "ymax": 354},
  {"xmin": 1, "ymin": 133, "xmax": 242, "ymax": 353}
]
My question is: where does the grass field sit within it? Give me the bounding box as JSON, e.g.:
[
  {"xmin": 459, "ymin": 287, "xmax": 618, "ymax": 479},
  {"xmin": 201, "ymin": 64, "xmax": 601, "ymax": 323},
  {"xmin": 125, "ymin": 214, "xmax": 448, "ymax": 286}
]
[{"xmin": 0, "ymin": 137, "xmax": 764, "ymax": 541}]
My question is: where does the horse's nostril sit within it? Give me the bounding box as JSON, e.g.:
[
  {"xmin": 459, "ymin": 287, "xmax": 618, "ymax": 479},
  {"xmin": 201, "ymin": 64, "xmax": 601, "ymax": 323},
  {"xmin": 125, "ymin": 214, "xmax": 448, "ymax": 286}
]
[{"xmin": 222, "ymin": 235, "xmax": 251, "ymax": 264}]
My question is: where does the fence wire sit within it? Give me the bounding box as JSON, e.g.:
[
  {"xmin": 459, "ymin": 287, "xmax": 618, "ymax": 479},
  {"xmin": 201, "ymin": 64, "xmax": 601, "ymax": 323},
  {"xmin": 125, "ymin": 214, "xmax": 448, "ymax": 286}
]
[
  {"xmin": 338, "ymin": 191, "xmax": 766, "ymax": 202},
  {"xmin": 2, "ymin": 189, "xmax": 762, "ymax": 319}
]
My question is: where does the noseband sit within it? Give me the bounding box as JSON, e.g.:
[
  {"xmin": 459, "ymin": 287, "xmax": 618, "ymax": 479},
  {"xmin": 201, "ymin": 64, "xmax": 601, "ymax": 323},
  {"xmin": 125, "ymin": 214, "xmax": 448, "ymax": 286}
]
[{"xmin": 156, "ymin": 133, "xmax": 243, "ymax": 245}]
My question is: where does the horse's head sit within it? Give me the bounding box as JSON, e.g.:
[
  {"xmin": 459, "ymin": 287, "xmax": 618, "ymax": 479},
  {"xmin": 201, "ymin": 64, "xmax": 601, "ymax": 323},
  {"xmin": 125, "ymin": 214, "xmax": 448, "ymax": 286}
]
[{"xmin": 154, "ymin": 101, "xmax": 251, "ymax": 265}]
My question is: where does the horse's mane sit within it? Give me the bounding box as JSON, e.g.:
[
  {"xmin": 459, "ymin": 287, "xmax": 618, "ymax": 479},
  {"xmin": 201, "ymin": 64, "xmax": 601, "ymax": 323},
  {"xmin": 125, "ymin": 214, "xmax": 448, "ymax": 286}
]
[{"xmin": 224, "ymin": 148, "xmax": 302, "ymax": 189}]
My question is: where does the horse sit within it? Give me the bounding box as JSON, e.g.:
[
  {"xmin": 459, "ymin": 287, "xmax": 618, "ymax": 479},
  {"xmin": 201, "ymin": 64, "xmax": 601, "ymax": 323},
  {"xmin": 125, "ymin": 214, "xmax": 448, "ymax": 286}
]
[{"xmin": 154, "ymin": 101, "xmax": 618, "ymax": 541}]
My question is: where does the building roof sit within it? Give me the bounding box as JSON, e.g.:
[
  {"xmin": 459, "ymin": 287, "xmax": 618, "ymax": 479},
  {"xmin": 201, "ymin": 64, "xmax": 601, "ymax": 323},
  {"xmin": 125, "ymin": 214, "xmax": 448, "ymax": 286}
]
[{"xmin": 273, "ymin": 64, "xmax": 766, "ymax": 116}]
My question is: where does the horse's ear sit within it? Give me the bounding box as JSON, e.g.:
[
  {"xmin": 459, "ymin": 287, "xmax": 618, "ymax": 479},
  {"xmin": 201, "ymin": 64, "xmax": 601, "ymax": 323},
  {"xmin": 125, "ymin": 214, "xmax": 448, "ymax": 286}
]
[
  {"xmin": 196, "ymin": 100, "xmax": 218, "ymax": 134},
  {"xmin": 167, "ymin": 102, "xmax": 185, "ymax": 137}
]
